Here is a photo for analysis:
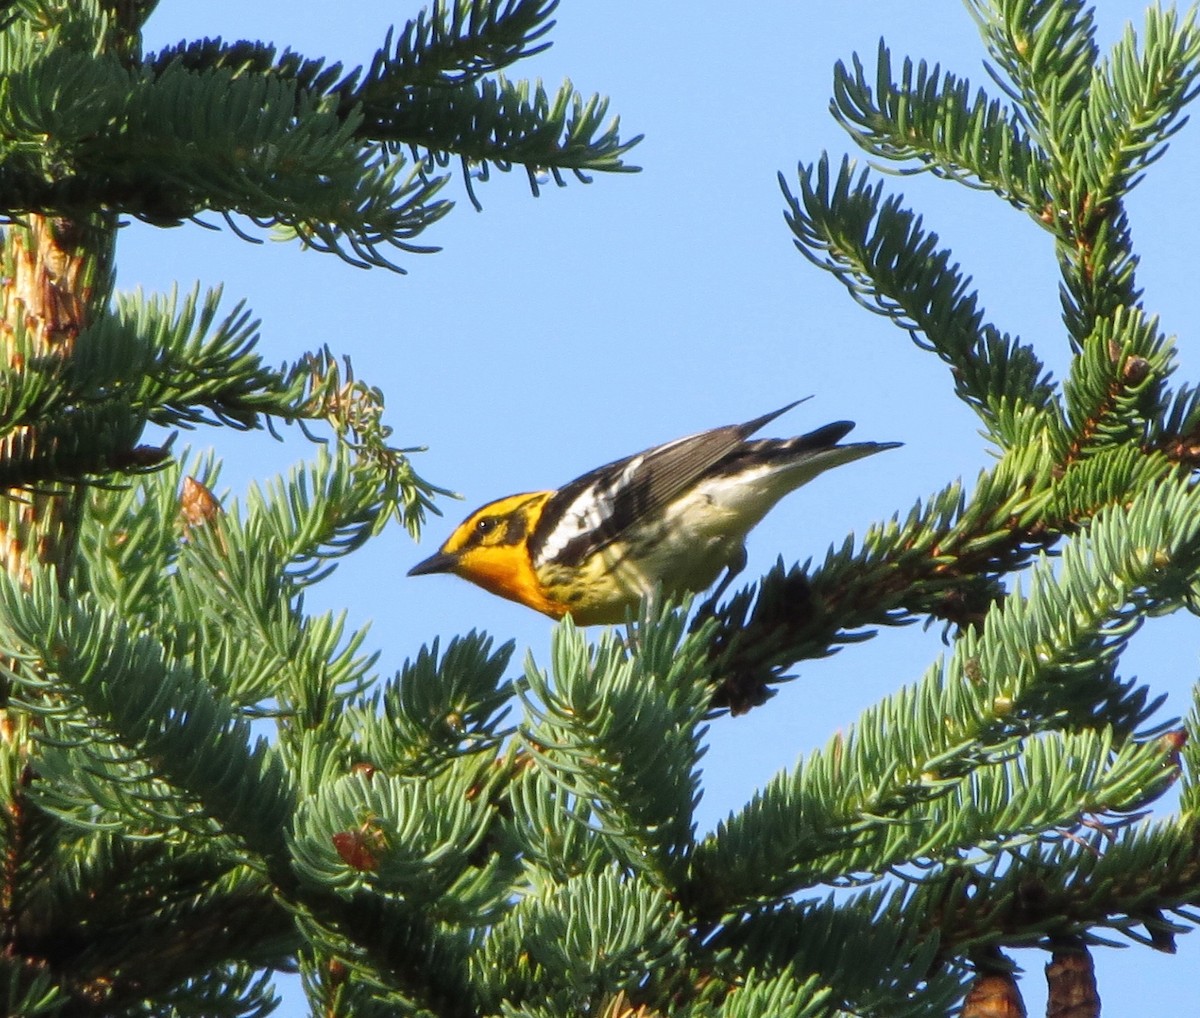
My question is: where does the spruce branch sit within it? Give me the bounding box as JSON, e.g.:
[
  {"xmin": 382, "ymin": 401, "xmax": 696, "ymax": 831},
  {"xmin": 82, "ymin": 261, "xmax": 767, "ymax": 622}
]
[
  {"xmin": 831, "ymin": 42, "xmax": 1053, "ymax": 215},
  {"xmin": 0, "ymin": 400, "xmax": 162, "ymax": 488},
  {"xmin": 703, "ymin": 450, "xmax": 1055, "ymax": 710},
  {"xmin": 831, "ymin": 6, "xmax": 1200, "ymax": 351},
  {"xmin": 1058, "ymin": 306, "xmax": 1174, "ymax": 457},
  {"xmin": 143, "ymin": 2, "xmax": 640, "ymax": 218},
  {"xmin": 1053, "ymin": 8, "xmax": 1200, "ymax": 344},
  {"xmin": 1071, "ymin": 8, "xmax": 1200, "ymax": 213},
  {"xmin": 290, "ymin": 763, "xmax": 511, "ymax": 927},
  {"xmin": 692, "ymin": 476, "xmax": 1200, "ymax": 915},
  {"xmin": 707, "ymin": 891, "xmax": 966, "ymax": 1018},
  {"xmin": 293, "ymin": 349, "xmax": 453, "ymax": 539},
  {"xmin": 711, "ymin": 970, "xmax": 833, "ymax": 1018},
  {"xmin": 343, "ymin": 633, "xmax": 515, "ymax": 779},
  {"xmin": 0, "ymin": 960, "xmax": 60, "ymax": 1018},
  {"xmin": 87, "ymin": 286, "xmax": 288, "ymax": 432},
  {"xmin": 73, "ymin": 456, "xmax": 212, "ymax": 628},
  {"xmin": 704, "ymin": 307, "xmax": 1192, "ymax": 712},
  {"xmin": 372, "ymin": 77, "xmax": 638, "ymax": 195},
  {"xmin": 22, "ymin": 850, "xmax": 291, "ymax": 1018},
  {"xmin": 5, "ymin": 0, "xmax": 1200, "ymax": 1012},
  {"xmin": 0, "ymin": 569, "xmax": 296, "ymax": 871},
  {"xmin": 162, "ymin": 452, "xmax": 392, "ymax": 719},
  {"xmin": 0, "ymin": 47, "xmax": 456, "ymax": 270},
  {"xmin": 145, "ymin": 0, "xmax": 559, "ymax": 100},
  {"xmin": 472, "ymin": 866, "xmax": 688, "ymax": 1016},
  {"xmin": 359, "ymin": 0, "xmax": 559, "ymax": 91},
  {"xmin": 963, "ymin": 0, "xmax": 1100, "ymax": 140},
  {"xmin": 0, "ymin": 287, "xmax": 453, "ymax": 514},
  {"xmin": 875, "ymin": 814, "xmax": 1200, "ymax": 958},
  {"xmin": 292, "ymin": 889, "xmax": 478, "ymax": 1018},
  {"xmin": 782, "ymin": 155, "xmax": 1054, "ymax": 423},
  {"xmin": 504, "ymin": 760, "xmax": 613, "ymax": 886},
  {"xmin": 0, "ymin": 2, "xmax": 650, "ymax": 1014},
  {"xmin": 1156, "ymin": 381, "xmax": 1200, "ymax": 468},
  {"xmin": 126, "ymin": 1, "xmax": 640, "ymax": 256},
  {"xmin": 518, "ymin": 609, "xmax": 710, "ymax": 885}
]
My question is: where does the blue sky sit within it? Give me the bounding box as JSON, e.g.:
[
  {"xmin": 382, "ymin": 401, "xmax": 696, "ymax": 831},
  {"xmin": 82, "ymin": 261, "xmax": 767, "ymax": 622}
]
[{"xmin": 120, "ymin": 1, "xmax": 1200, "ymax": 1013}]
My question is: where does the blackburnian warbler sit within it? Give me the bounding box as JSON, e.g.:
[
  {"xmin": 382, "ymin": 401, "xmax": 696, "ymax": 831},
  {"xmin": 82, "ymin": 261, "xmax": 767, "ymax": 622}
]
[{"xmin": 408, "ymin": 402, "xmax": 898, "ymax": 625}]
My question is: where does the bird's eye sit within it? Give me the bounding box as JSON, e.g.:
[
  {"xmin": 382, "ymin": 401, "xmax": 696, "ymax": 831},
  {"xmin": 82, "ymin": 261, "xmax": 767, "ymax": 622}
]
[{"xmin": 476, "ymin": 516, "xmax": 496, "ymax": 534}]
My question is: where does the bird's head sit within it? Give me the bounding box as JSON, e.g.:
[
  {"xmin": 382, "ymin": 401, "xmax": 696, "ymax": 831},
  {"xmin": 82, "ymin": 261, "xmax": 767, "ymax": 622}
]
[{"xmin": 408, "ymin": 491, "xmax": 562, "ymax": 616}]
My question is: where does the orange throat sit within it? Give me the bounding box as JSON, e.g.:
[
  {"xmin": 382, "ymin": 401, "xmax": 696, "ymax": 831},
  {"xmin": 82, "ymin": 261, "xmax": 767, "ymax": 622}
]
[{"xmin": 455, "ymin": 545, "xmax": 567, "ymax": 619}]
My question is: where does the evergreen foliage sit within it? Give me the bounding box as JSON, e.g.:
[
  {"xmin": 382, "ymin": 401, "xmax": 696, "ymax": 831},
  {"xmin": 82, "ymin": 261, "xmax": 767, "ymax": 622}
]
[{"xmin": 0, "ymin": 1, "xmax": 1199, "ymax": 1016}]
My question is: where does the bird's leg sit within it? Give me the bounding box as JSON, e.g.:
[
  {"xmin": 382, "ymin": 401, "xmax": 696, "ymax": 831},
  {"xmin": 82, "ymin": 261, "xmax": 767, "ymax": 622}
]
[{"xmin": 695, "ymin": 545, "xmax": 748, "ymax": 620}]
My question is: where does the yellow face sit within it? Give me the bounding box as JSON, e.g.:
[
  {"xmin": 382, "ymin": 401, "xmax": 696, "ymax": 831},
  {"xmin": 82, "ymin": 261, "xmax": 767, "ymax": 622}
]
[{"xmin": 409, "ymin": 492, "xmax": 569, "ymax": 618}]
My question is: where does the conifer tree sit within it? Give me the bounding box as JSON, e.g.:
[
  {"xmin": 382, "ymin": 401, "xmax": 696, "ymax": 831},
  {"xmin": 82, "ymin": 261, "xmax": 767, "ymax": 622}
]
[
  {"xmin": 3, "ymin": 1, "xmax": 1200, "ymax": 1017},
  {"xmin": 0, "ymin": 1, "xmax": 638, "ymax": 1014}
]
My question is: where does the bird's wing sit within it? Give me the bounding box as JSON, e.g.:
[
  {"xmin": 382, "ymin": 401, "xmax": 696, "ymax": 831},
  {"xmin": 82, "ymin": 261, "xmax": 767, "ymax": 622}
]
[{"xmin": 530, "ymin": 401, "xmax": 811, "ymax": 569}]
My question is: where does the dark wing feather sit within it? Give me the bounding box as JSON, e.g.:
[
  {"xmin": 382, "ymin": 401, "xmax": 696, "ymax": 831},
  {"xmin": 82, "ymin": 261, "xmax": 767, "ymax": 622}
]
[{"xmin": 530, "ymin": 401, "xmax": 809, "ymax": 568}]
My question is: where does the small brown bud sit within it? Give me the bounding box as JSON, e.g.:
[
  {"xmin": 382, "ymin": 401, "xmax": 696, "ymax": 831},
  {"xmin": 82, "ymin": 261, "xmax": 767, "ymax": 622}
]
[
  {"xmin": 332, "ymin": 822, "xmax": 386, "ymax": 872},
  {"xmin": 962, "ymin": 971, "xmax": 1026, "ymax": 1018},
  {"xmin": 1122, "ymin": 356, "xmax": 1150, "ymax": 385},
  {"xmin": 179, "ymin": 476, "xmax": 222, "ymax": 530}
]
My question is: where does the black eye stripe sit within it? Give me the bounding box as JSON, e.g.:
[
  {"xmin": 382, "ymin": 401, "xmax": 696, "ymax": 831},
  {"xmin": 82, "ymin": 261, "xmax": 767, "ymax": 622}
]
[{"xmin": 466, "ymin": 508, "xmax": 530, "ymax": 548}]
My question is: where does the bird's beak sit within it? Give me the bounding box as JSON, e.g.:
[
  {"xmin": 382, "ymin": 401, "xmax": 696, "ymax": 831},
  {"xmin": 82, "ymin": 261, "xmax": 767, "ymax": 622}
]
[{"xmin": 407, "ymin": 549, "xmax": 459, "ymax": 577}]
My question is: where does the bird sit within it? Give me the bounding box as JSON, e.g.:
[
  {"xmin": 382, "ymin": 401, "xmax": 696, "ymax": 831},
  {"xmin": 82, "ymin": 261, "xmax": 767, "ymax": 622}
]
[{"xmin": 407, "ymin": 401, "xmax": 899, "ymax": 625}]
